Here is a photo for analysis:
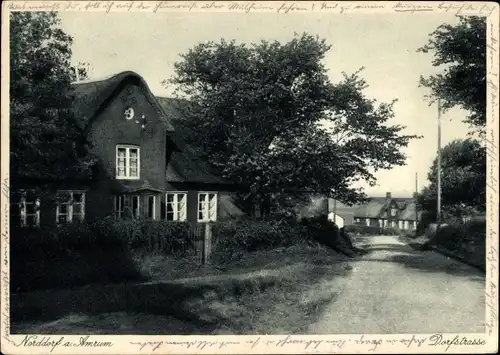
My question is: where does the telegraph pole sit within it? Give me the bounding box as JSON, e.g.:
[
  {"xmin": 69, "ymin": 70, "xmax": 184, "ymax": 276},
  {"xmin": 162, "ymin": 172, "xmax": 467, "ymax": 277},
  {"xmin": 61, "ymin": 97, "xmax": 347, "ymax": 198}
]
[
  {"xmin": 415, "ymin": 172, "xmax": 418, "ymax": 226},
  {"xmin": 437, "ymin": 98, "xmax": 442, "ymax": 225}
]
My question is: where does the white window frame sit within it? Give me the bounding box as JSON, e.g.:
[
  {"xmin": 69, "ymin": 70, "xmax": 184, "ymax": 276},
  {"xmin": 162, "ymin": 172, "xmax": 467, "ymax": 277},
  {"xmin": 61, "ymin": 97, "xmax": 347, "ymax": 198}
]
[
  {"xmin": 147, "ymin": 195, "xmax": 156, "ymax": 220},
  {"xmin": 165, "ymin": 192, "xmax": 187, "ymax": 222},
  {"xmin": 55, "ymin": 190, "xmax": 86, "ymax": 224},
  {"xmin": 198, "ymin": 192, "xmax": 218, "ymax": 222},
  {"xmin": 365, "ymin": 218, "xmax": 370, "ymax": 227},
  {"xmin": 115, "ymin": 195, "xmax": 140, "ymax": 219},
  {"xmin": 390, "ymin": 208, "xmax": 397, "ymax": 217},
  {"xmin": 116, "ymin": 145, "xmax": 140, "ymax": 180},
  {"xmin": 12, "ymin": 191, "xmax": 40, "ymax": 227}
]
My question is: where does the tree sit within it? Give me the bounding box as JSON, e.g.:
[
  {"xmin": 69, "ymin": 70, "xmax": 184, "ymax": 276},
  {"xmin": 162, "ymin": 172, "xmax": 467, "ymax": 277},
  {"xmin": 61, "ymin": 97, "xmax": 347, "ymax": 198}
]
[
  {"xmin": 418, "ymin": 138, "xmax": 486, "ymax": 223},
  {"xmin": 10, "ymin": 12, "xmax": 95, "ymax": 190},
  {"xmin": 169, "ymin": 34, "xmax": 420, "ymax": 209},
  {"xmin": 418, "ymin": 16, "xmax": 486, "ymax": 135}
]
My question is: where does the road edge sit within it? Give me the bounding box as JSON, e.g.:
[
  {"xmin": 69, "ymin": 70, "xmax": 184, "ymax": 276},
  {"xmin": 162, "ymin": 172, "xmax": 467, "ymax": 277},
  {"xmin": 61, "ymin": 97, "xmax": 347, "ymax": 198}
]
[
  {"xmin": 404, "ymin": 235, "xmax": 486, "ymax": 272},
  {"xmin": 428, "ymin": 244, "xmax": 486, "ymax": 272}
]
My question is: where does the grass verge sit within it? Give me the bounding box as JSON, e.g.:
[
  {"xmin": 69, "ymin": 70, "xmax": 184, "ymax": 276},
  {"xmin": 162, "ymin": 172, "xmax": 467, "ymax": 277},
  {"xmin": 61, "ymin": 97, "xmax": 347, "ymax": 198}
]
[{"xmin": 12, "ymin": 245, "xmax": 352, "ymax": 334}]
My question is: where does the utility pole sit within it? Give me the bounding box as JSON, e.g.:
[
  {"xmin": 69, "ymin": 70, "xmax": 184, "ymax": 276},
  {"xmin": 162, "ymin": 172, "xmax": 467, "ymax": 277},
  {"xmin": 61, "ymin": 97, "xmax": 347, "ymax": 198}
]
[
  {"xmin": 437, "ymin": 98, "xmax": 442, "ymax": 225},
  {"xmin": 415, "ymin": 172, "xmax": 418, "ymax": 227}
]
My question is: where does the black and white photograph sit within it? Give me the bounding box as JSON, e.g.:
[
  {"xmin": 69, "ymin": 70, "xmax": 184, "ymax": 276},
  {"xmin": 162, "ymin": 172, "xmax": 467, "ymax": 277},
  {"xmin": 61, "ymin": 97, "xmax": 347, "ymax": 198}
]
[{"xmin": 1, "ymin": 1, "xmax": 498, "ymax": 354}]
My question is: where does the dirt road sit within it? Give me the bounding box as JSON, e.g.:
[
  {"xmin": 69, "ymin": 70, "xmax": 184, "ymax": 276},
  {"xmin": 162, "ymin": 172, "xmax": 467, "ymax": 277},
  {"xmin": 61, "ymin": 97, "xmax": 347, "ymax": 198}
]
[{"xmin": 309, "ymin": 235, "xmax": 485, "ymax": 334}]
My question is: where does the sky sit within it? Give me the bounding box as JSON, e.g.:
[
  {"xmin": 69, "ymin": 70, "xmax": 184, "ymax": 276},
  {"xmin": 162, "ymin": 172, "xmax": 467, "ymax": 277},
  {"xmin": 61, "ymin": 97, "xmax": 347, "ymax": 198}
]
[{"xmin": 58, "ymin": 11, "xmax": 473, "ymax": 197}]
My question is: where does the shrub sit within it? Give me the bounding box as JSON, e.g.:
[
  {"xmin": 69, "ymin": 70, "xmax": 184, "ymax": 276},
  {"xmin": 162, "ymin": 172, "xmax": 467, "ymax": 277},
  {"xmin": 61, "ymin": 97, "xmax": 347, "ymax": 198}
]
[
  {"xmin": 10, "ymin": 221, "xmax": 143, "ymax": 292},
  {"xmin": 10, "ymin": 221, "xmax": 127, "ymax": 261},
  {"xmin": 430, "ymin": 219, "xmax": 486, "ymax": 251},
  {"xmin": 211, "ymin": 217, "xmax": 313, "ymax": 263},
  {"xmin": 9, "ymin": 219, "xmax": 199, "ymax": 292},
  {"xmin": 344, "ymin": 225, "xmax": 401, "ymax": 236},
  {"xmin": 109, "ymin": 219, "xmax": 194, "ymax": 256},
  {"xmin": 211, "ymin": 215, "xmax": 360, "ymax": 263}
]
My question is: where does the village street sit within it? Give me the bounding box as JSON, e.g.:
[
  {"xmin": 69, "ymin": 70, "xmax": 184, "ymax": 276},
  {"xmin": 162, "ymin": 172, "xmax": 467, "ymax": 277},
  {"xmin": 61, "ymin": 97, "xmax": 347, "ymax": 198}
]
[
  {"xmin": 309, "ymin": 235, "xmax": 486, "ymax": 334},
  {"xmin": 10, "ymin": 234, "xmax": 487, "ymax": 336}
]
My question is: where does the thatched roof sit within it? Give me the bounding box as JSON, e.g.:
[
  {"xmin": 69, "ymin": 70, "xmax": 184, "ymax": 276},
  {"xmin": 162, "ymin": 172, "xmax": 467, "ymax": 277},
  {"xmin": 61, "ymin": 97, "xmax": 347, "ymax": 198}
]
[
  {"xmin": 156, "ymin": 97, "xmax": 229, "ymax": 185},
  {"xmin": 70, "ymin": 71, "xmax": 228, "ymax": 186},
  {"xmin": 71, "ymin": 71, "xmax": 175, "ymax": 131},
  {"xmin": 351, "ymin": 196, "xmax": 422, "ymax": 220}
]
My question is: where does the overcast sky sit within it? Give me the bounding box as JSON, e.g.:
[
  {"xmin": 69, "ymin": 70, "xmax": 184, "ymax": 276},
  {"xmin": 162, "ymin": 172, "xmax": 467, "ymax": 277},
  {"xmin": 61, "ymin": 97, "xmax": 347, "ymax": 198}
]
[{"xmin": 58, "ymin": 11, "xmax": 473, "ymax": 197}]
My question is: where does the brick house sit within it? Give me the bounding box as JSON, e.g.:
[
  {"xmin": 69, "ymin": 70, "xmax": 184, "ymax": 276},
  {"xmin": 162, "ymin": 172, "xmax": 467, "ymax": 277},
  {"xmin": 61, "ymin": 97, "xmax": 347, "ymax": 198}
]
[
  {"xmin": 345, "ymin": 192, "xmax": 421, "ymax": 230},
  {"xmin": 11, "ymin": 71, "xmax": 244, "ymax": 228}
]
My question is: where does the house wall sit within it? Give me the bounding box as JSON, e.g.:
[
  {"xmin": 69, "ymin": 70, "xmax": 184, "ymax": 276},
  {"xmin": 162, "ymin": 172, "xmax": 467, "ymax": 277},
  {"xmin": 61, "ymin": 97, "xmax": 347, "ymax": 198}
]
[
  {"xmin": 166, "ymin": 182, "xmax": 245, "ymax": 224},
  {"xmin": 85, "ymin": 79, "xmax": 167, "ymax": 220},
  {"xmin": 13, "ymin": 180, "xmax": 91, "ymax": 227}
]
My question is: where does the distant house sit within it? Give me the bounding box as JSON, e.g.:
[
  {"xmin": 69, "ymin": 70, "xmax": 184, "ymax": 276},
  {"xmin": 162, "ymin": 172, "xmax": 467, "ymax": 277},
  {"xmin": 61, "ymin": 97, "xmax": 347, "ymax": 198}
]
[
  {"xmin": 329, "ymin": 192, "xmax": 421, "ymax": 230},
  {"xmin": 11, "ymin": 71, "xmax": 244, "ymax": 228},
  {"xmin": 327, "ymin": 199, "xmax": 356, "ymax": 228}
]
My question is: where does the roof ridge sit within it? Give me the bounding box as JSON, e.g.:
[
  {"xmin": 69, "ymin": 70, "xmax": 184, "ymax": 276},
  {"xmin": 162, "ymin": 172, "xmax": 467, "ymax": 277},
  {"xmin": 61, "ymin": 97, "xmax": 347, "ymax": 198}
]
[{"xmin": 71, "ymin": 70, "xmax": 140, "ymax": 86}]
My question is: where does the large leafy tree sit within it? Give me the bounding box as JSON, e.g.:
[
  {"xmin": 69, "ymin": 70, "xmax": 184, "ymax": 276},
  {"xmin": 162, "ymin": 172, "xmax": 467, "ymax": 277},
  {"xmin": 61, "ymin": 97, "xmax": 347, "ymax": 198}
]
[
  {"xmin": 418, "ymin": 16, "xmax": 486, "ymax": 135},
  {"xmin": 169, "ymin": 34, "xmax": 419, "ymax": 209},
  {"xmin": 10, "ymin": 12, "xmax": 94, "ymax": 190},
  {"xmin": 418, "ymin": 139, "xmax": 486, "ymax": 223}
]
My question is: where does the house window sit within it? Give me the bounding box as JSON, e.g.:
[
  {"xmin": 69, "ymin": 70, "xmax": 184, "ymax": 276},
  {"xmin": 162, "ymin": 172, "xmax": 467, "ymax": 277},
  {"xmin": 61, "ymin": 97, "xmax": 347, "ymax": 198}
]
[
  {"xmin": 390, "ymin": 220, "xmax": 396, "ymax": 228},
  {"xmin": 11, "ymin": 191, "xmax": 40, "ymax": 227},
  {"xmin": 198, "ymin": 192, "xmax": 217, "ymax": 222},
  {"xmin": 378, "ymin": 219, "xmax": 383, "ymax": 228},
  {"xmin": 165, "ymin": 192, "xmax": 187, "ymax": 221},
  {"xmin": 116, "ymin": 145, "xmax": 140, "ymax": 179},
  {"xmin": 56, "ymin": 191, "xmax": 85, "ymax": 224},
  {"xmin": 404, "ymin": 220, "xmax": 409, "ymax": 230},
  {"xmin": 390, "ymin": 208, "xmax": 397, "ymax": 217},
  {"xmin": 115, "ymin": 195, "xmax": 140, "ymax": 219},
  {"xmin": 365, "ymin": 218, "xmax": 370, "ymax": 226},
  {"xmin": 147, "ymin": 195, "xmax": 156, "ymax": 220},
  {"xmin": 398, "ymin": 220, "xmax": 404, "ymax": 229}
]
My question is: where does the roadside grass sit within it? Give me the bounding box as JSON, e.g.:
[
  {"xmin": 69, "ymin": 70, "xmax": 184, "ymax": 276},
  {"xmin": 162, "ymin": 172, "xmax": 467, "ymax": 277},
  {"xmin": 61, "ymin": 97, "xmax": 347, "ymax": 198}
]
[{"xmin": 12, "ymin": 244, "xmax": 352, "ymax": 334}]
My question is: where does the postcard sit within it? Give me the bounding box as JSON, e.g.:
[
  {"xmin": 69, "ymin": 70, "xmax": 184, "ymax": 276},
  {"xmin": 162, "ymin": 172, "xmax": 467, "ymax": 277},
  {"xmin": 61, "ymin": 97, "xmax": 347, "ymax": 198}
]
[{"xmin": 1, "ymin": 1, "xmax": 498, "ymax": 354}]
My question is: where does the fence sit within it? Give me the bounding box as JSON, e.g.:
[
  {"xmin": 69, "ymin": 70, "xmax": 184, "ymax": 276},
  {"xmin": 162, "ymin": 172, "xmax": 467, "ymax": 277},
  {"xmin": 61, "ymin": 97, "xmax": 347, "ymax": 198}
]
[{"xmin": 182, "ymin": 222, "xmax": 213, "ymax": 264}]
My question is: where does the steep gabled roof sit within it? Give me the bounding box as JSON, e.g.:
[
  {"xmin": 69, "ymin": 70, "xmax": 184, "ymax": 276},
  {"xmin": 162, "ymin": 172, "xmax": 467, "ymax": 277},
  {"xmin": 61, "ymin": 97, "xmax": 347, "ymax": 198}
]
[
  {"xmin": 398, "ymin": 201, "xmax": 422, "ymax": 220},
  {"xmin": 71, "ymin": 71, "xmax": 175, "ymax": 131},
  {"xmin": 352, "ymin": 197, "xmax": 387, "ymax": 218},
  {"xmin": 351, "ymin": 196, "xmax": 419, "ymax": 220},
  {"xmin": 156, "ymin": 96, "xmax": 230, "ymax": 185}
]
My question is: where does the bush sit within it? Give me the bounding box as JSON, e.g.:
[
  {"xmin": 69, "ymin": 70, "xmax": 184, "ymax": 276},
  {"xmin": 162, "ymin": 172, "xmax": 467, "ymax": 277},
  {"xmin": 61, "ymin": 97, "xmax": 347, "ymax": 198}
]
[
  {"xmin": 211, "ymin": 215, "xmax": 360, "ymax": 263},
  {"xmin": 10, "ymin": 221, "xmax": 143, "ymax": 292},
  {"xmin": 108, "ymin": 219, "xmax": 195, "ymax": 256},
  {"xmin": 9, "ymin": 219, "xmax": 199, "ymax": 292},
  {"xmin": 430, "ymin": 219, "xmax": 486, "ymax": 251},
  {"xmin": 211, "ymin": 217, "xmax": 312, "ymax": 263},
  {"xmin": 10, "ymin": 221, "xmax": 127, "ymax": 261},
  {"xmin": 344, "ymin": 225, "xmax": 401, "ymax": 236}
]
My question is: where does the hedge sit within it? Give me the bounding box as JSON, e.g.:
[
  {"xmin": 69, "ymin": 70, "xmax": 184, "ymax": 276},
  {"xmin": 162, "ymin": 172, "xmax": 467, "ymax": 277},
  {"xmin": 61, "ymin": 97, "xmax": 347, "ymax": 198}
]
[
  {"xmin": 10, "ymin": 219, "xmax": 196, "ymax": 292},
  {"xmin": 429, "ymin": 219, "xmax": 486, "ymax": 251},
  {"xmin": 344, "ymin": 225, "xmax": 401, "ymax": 236},
  {"xmin": 10, "ymin": 216, "xmax": 357, "ymax": 291}
]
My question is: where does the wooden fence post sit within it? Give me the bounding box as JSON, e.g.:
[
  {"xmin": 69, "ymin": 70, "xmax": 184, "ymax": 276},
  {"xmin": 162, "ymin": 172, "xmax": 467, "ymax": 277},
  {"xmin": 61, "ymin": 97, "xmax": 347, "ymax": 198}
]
[{"xmin": 203, "ymin": 223, "xmax": 212, "ymax": 264}]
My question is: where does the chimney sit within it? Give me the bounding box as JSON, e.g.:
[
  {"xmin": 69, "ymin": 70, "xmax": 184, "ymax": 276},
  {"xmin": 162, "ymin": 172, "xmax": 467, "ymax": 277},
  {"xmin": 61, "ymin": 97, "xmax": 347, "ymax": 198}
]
[{"xmin": 386, "ymin": 192, "xmax": 391, "ymax": 200}]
